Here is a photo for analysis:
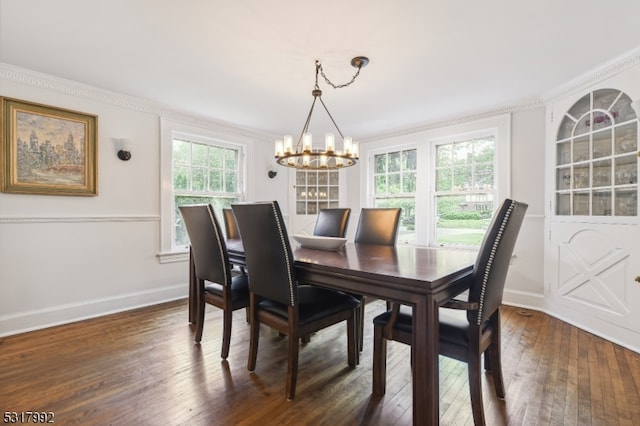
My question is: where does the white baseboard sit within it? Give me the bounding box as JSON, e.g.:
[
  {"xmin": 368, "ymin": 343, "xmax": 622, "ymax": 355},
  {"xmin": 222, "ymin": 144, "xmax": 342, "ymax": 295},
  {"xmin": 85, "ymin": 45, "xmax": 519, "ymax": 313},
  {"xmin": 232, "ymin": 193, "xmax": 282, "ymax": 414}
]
[
  {"xmin": 0, "ymin": 284, "xmax": 188, "ymax": 337},
  {"xmin": 502, "ymin": 288, "xmax": 545, "ymax": 310}
]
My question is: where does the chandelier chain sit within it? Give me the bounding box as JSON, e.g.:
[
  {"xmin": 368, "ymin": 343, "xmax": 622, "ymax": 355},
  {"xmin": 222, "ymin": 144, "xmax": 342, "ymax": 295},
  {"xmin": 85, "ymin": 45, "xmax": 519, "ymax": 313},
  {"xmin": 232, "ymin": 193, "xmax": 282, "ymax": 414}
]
[{"xmin": 317, "ymin": 61, "xmax": 363, "ymax": 89}]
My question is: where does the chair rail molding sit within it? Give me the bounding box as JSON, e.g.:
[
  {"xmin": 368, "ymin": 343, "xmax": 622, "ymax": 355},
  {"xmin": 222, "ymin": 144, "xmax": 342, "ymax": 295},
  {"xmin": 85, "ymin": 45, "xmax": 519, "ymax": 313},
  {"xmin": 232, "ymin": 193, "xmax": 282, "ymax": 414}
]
[{"xmin": 0, "ymin": 215, "xmax": 159, "ymax": 224}]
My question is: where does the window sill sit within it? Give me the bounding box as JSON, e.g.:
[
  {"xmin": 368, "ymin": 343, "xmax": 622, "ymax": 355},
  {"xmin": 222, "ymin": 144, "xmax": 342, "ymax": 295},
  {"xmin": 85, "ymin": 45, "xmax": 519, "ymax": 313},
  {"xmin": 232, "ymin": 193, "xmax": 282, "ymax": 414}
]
[{"xmin": 157, "ymin": 249, "xmax": 189, "ymax": 264}]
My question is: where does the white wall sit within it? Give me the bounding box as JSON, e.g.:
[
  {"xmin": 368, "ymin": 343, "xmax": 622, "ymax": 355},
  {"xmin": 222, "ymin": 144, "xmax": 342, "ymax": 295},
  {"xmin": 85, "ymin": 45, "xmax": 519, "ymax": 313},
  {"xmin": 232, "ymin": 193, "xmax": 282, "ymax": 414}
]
[
  {"xmin": 0, "ymin": 65, "xmax": 282, "ymax": 336},
  {"xmin": 506, "ymin": 107, "xmax": 546, "ymax": 307}
]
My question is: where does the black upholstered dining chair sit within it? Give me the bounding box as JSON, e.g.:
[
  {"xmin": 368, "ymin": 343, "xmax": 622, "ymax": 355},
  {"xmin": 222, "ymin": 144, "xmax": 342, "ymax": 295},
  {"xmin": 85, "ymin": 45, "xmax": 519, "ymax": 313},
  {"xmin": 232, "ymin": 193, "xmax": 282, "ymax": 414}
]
[
  {"xmin": 313, "ymin": 208, "xmax": 351, "ymax": 238},
  {"xmin": 352, "ymin": 207, "xmax": 401, "ymax": 350},
  {"xmin": 354, "ymin": 207, "xmax": 401, "ymax": 246},
  {"xmin": 222, "ymin": 208, "xmax": 241, "ymax": 240},
  {"xmin": 232, "ymin": 201, "xmax": 359, "ymax": 400},
  {"xmin": 371, "ymin": 199, "xmax": 528, "ymax": 426},
  {"xmin": 179, "ymin": 204, "xmax": 250, "ymax": 359},
  {"xmin": 222, "ymin": 208, "xmax": 246, "ymax": 275}
]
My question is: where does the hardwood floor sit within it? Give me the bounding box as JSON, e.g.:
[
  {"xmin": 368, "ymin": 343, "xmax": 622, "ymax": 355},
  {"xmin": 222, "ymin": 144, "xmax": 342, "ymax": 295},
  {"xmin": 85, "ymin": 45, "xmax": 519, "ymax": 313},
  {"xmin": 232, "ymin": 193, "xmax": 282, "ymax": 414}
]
[{"xmin": 1, "ymin": 299, "xmax": 639, "ymax": 425}]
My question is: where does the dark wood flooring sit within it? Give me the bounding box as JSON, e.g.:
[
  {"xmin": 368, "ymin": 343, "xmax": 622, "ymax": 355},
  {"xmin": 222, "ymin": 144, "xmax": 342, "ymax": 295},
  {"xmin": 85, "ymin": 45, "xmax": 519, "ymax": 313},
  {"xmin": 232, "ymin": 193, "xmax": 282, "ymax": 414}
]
[{"xmin": 1, "ymin": 299, "xmax": 639, "ymax": 425}]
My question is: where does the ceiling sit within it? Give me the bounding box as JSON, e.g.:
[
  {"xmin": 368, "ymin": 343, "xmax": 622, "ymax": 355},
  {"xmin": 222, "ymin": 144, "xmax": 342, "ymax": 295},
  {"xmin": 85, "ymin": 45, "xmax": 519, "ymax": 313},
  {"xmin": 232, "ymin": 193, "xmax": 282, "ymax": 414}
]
[{"xmin": 2, "ymin": 0, "xmax": 640, "ymax": 140}]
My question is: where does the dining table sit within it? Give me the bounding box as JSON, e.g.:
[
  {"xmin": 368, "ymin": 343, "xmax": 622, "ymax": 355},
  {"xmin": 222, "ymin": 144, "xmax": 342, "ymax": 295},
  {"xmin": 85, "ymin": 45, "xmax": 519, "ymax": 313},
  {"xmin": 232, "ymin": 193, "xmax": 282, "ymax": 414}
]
[{"xmin": 188, "ymin": 239, "xmax": 477, "ymax": 425}]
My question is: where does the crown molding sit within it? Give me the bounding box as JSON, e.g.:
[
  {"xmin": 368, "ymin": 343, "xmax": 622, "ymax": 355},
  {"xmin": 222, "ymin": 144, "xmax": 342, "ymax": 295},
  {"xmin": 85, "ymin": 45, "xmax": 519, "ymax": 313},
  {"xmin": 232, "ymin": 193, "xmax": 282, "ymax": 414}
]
[
  {"xmin": 361, "ymin": 97, "xmax": 543, "ymax": 142},
  {"xmin": 362, "ymin": 48, "xmax": 640, "ymax": 143},
  {"xmin": 0, "ymin": 62, "xmax": 276, "ymax": 141},
  {"xmin": 540, "ymin": 47, "xmax": 640, "ymax": 104},
  {"xmin": 3, "ymin": 48, "xmax": 639, "ymax": 145}
]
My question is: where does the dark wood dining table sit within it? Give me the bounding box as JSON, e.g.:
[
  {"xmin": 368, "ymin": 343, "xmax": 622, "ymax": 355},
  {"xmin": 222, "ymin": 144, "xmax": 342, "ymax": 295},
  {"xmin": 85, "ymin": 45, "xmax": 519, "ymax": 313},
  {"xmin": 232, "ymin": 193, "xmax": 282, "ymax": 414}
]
[{"xmin": 189, "ymin": 239, "xmax": 477, "ymax": 425}]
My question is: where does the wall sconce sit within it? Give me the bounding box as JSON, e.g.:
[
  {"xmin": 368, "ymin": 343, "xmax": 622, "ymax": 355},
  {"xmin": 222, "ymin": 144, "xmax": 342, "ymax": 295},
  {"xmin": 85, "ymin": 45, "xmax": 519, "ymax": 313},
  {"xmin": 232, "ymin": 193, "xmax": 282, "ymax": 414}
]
[
  {"xmin": 267, "ymin": 161, "xmax": 277, "ymax": 178},
  {"xmin": 113, "ymin": 138, "xmax": 132, "ymax": 161}
]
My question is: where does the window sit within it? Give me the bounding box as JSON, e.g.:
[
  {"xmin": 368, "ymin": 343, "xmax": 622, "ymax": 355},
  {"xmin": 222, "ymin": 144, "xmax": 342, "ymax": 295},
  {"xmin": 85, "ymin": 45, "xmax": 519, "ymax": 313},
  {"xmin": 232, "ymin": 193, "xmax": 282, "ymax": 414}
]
[
  {"xmin": 434, "ymin": 136, "xmax": 495, "ymax": 246},
  {"xmin": 363, "ymin": 114, "xmax": 510, "ymax": 248},
  {"xmin": 372, "ymin": 148, "xmax": 417, "ymax": 243},
  {"xmin": 159, "ymin": 118, "xmax": 248, "ymax": 261},
  {"xmin": 172, "ymin": 138, "xmax": 243, "ymax": 247}
]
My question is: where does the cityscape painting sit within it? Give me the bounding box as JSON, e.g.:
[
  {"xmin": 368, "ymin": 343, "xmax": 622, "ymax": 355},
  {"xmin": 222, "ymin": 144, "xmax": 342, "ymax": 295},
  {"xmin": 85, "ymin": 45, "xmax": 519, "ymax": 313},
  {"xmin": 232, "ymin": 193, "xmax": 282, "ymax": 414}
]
[{"xmin": 1, "ymin": 97, "xmax": 97, "ymax": 196}]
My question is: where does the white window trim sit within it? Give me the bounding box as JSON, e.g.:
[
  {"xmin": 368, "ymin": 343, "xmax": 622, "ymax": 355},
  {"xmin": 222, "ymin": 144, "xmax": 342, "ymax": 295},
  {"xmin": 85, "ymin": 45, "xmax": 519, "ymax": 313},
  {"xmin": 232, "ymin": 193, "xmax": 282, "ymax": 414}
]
[
  {"xmin": 361, "ymin": 114, "xmax": 511, "ymax": 247},
  {"xmin": 158, "ymin": 118, "xmax": 251, "ymax": 263}
]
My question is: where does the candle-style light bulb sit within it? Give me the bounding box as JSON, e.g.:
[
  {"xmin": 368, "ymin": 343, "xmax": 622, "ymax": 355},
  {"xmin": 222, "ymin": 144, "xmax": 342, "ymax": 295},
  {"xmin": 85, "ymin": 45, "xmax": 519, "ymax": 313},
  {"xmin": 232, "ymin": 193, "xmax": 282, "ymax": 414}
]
[
  {"xmin": 303, "ymin": 133, "xmax": 312, "ymax": 153},
  {"xmin": 343, "ymin": 136, "xmax": 352, "ymax": 155},
  {"xmin": 325, "ymin": 133, "xmax": 335, "ymax": 153},
  {"xmin": 284, "ymin": 135, "xmax": 293, "ymax": 154}
]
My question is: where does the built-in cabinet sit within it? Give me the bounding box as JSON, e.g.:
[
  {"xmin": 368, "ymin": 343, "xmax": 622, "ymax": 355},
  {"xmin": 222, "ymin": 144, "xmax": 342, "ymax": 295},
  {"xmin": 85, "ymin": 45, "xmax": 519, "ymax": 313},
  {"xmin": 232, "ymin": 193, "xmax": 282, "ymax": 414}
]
[
  {"xmin": 554, "ymin": 89, "xmax": 637, "ymax": 217},
  {"xmin": 546, "ymin": 79, "xmax": 640, "ymax": 351}
]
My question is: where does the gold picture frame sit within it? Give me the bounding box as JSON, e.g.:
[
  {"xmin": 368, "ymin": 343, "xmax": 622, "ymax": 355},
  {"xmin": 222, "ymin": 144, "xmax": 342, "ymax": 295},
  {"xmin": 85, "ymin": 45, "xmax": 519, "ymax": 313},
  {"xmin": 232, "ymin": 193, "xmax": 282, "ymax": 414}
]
[{"xmin": 1, "ymin": 97, "xmax": 98, "ymax": 196}]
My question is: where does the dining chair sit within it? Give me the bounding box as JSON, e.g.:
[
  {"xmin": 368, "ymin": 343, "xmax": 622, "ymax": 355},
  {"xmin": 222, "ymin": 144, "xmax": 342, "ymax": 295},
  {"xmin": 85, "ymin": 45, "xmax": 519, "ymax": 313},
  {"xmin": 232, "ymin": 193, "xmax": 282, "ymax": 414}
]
[
  {"xmin": 354, "ymin": 207, "xmax": 401, "ymax": 245},
  {"xmin": 352, "ymin": 207, "xmax": 402, "ymax": 350},
  {"xmin": 179, "ymin": 204, "xmax": 250, "ymax": 359},
  {"xmin": 313, "ymin": 208, "xmax": 351, "ymax": 238},
  {"xmin": 222, "ymin": 208, "xmax": 246, "ymax": 275},
  {"xmin": 231, "ymin": 201, "xmax": 359, "ymax": 400},
  {"xmin": 371, "ymin": 199, "xmax": 528, "ymax": 426}
]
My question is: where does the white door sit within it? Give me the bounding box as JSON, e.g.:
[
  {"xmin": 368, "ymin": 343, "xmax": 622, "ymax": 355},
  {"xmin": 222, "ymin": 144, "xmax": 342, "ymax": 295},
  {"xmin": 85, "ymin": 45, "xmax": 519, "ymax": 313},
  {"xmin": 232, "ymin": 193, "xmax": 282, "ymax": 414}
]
[{"xmin": 287, "ymin": 168, "xmax": 346, "ymax": 235}]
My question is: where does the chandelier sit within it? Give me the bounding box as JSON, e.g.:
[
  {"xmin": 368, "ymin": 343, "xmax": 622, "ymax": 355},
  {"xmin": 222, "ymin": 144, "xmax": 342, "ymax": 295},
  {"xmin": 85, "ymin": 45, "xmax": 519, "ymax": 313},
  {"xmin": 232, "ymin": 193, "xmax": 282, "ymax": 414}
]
[{"xmin": 274, "ymin": 56, "xmax": 369, "ymax": 170}]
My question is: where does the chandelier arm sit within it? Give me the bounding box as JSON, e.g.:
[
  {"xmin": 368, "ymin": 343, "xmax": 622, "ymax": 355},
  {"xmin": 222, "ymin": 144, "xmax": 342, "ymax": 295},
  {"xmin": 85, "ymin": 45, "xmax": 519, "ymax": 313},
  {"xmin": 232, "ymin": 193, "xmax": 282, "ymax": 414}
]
[
  {"xmin": 297, "ymin": 96, "xmax": 318, "ymax": 146},
  {"xmin": 317, "ymin": 96, "xmax": 345, "ymax": 140}
]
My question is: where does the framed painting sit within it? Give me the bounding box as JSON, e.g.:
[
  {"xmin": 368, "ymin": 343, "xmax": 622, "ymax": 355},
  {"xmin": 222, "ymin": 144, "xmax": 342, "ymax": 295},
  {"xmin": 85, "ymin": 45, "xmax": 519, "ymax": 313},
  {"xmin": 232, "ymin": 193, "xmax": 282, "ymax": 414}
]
[{"xmin": 1, "ymin": 97, "xmax": 98, "ymax": 196}]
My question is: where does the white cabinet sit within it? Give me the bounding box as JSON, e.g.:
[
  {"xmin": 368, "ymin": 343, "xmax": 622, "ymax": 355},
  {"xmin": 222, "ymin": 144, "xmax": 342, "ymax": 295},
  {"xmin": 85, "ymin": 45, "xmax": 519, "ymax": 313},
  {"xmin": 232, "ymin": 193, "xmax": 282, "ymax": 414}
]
[{"xmin": 546, "ymin": 80, "xmax": 640, "ymax": 351}]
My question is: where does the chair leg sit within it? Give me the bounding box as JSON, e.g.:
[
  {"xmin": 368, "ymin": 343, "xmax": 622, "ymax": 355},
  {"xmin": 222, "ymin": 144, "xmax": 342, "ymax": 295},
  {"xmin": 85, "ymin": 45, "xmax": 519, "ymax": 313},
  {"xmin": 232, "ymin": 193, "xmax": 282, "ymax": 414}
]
[
  {"xmin": 195, "ymin": 288, "xmax": 205, "ymax": 343},
  {"xmin": 358, "ymin": 298, "xmax": 365, "ymax": 352},
  {"xmin": 468, "ymin": 351, "xmax": 486, "ymax": 426},
  {"xmin": 347, "ymin": 313, "xmax": 357, "ymax": 367},
  {"xmin": 286, "ymin": 335, "xmax": 300, "ymax": 400},
  {"xmin": 489, "ymin": 338, "xmax": 505, "ymax": 398},
  {"xmin": 247, "ymin": 297, "xmax": 260, "ymax": 372},
  {"xmin": 221, "ymin": 306, "xmax": 232, "ymax": 359},
  {"xmin": 372, "ymin": 322, "xmax": 387, "ymax": 396}
]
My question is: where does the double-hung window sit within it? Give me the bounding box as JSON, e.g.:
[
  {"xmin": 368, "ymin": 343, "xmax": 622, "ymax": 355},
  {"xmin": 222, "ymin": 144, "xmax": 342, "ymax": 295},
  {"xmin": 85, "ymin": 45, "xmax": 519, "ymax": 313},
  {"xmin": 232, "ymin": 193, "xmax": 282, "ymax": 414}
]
[
  {"xmin": 365, "ymin": 114, "xmax": 510, "ymax": 248},
  {"xmin": 433, "ymin": 135, "xmax": 496, "ymax": 246},
  {"xmin": 372, "ymin": 148, "xmax": 417, "ymax": 243},
  {"xmin": 172, "ymin": 137, "xmax": 243, "ymax": 248},
  {"xmin": 159, "ymin": 118, "xmax": 247, "ymax": 261}
]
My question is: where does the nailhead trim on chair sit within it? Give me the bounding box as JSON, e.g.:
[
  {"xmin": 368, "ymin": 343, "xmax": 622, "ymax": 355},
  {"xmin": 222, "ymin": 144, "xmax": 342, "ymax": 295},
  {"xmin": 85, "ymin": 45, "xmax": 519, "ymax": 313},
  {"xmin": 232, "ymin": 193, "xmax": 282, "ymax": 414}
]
[
  {"xmin": 271, "ymin": 201, "xmax": 296, "ymax": 306},
  {"xmin": 206, "ymin": 204, "xmax": 229, "ymax": 286},
  {"xmin": 476, "ymin": 199, "xmax": 516, "ymax": 325}
]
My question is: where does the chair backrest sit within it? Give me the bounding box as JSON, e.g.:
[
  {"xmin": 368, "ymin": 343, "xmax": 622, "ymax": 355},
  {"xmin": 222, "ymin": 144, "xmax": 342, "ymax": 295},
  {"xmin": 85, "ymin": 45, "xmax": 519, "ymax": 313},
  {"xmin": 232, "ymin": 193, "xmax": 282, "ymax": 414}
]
[
  {"xmin": 354, "ymin": 208, "xmax": 401, "ymax": 246},
  {"xmin": 468, "ymin": 199, "xmax": 528, "ymax": 325},
  {"xmin": 179, "ymin": 204, "xmax": 231, "ymax": 286},
  {"xmin": 313, "ymin": 208, "xmax": 351, "ymax": 238},
  {"xmin": 231, "ymin": 201, "xmax": 297, "ymax": 306},
  {"xmin": 222, "ymin": 208, "xmax": 241, "ymax": 240}
]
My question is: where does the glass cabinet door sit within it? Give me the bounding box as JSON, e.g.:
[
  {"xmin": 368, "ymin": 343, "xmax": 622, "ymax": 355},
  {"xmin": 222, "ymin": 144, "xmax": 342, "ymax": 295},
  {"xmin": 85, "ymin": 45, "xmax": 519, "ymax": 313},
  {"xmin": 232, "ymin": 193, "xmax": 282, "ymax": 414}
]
[{"xmin": 554, "ymin": 89, "xmax": 638, "ymax": 217}]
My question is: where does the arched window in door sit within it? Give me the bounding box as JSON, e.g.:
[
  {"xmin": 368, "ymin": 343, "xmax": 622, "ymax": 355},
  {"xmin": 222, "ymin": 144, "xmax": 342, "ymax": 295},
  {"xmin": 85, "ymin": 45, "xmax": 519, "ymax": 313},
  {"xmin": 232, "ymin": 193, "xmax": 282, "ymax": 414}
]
[{"xmin": 555, "ymin": 89, "xmax": 638, "ymax": 216}]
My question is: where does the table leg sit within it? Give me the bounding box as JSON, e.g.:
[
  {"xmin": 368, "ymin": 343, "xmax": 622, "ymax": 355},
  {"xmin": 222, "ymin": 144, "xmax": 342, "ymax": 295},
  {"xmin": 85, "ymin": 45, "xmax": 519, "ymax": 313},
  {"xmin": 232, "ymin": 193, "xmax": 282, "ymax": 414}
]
[{"xmin": 412, "ymin": 295, "xmax": 439, "ymax": 425}]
